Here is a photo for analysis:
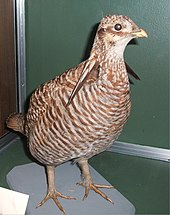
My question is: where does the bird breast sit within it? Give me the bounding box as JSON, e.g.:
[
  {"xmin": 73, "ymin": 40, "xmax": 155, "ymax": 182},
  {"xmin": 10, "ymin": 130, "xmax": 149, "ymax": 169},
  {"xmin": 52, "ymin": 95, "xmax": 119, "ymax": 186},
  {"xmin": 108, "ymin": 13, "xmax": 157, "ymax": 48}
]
[{"xmin": 27, "ymin": 60, "xmax": 131, "ymax": 166}]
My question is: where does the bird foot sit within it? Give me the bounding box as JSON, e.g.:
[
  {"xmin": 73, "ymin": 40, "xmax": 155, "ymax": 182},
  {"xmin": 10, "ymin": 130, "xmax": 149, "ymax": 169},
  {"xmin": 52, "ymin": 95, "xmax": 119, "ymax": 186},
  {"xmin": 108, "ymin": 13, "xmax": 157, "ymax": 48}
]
[
  {"xmin": 77, "ymin": 181, "xmax": 114, "ymax": 204},
  {"xmin": 36, "ymin": 190, "xmax": 76, "ymax": 215}
]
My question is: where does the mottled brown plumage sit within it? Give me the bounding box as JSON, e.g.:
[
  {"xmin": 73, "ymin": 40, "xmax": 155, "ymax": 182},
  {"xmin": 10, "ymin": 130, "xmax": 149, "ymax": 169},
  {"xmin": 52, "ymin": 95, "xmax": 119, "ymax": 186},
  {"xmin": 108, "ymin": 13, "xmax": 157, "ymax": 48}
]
[{"xmin": 7, "ymin": 15, "xmax": 147, "ymax": 214}]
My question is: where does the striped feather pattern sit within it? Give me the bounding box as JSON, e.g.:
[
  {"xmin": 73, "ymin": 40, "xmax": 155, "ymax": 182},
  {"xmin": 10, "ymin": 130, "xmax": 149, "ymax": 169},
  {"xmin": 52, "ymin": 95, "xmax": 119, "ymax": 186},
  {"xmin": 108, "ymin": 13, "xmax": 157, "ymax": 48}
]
[
  {"xmin": 27, "ymin": 55, "xmax": 131, "ymax": 165},
  {"xmin": 6, "ymin": 15, "xmax": 146, "ymax": 168}
]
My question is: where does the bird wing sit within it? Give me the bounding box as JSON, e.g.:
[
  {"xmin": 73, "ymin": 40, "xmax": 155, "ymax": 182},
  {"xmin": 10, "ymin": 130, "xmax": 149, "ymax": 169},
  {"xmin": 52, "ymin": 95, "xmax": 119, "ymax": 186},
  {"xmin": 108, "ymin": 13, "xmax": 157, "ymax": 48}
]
[{"xmin": 67, "ymin": 57, "xmax": 99, "ymax": 106}]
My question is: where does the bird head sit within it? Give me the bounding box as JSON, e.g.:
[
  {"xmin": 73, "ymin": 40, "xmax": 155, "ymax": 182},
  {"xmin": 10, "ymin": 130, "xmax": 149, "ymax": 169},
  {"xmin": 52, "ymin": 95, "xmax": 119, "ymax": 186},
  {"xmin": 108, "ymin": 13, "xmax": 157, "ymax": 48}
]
[
  {"xmin": 91, "ymin": 15, "xmax": 148, "ymax": 57},
  {"xmin": 67, "ymin": 15, "xmax": 147, "ymax": 105}
]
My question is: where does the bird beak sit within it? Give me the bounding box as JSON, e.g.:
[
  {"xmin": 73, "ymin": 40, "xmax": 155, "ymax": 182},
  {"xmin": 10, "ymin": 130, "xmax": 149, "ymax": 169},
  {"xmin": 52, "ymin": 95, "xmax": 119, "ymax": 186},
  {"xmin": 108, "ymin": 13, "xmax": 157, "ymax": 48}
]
[{"xmin": 132, "ymin": 28, "xmax": 148, "ymax": 38}]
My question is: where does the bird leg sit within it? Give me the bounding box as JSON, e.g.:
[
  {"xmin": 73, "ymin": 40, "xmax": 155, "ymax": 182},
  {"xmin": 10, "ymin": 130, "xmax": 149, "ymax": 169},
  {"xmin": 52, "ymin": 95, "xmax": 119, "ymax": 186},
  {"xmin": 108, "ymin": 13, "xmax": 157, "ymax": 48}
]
[
  {"xmin": 37, "ymin": 165, "xmax": 76, "ymax": 215},
  {"xmin": 77, "ymin": 158, "xmax": 114, "ymax": 204}
]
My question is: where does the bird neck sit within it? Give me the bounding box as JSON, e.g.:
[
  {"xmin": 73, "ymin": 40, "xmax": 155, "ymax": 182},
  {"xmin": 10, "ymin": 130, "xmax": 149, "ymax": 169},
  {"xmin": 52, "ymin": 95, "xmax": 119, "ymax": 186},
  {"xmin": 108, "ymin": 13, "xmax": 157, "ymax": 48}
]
[
  {"xmin": 91, "ymin": 34, "xmax": 131, "ymax": 60},
  {"xmin": 99, "ymin": 57, "xmax": 129, "ymax": 84},
  {"xmin": 90, "ymin": 37, "xmax": 130, "ymax": 84}
]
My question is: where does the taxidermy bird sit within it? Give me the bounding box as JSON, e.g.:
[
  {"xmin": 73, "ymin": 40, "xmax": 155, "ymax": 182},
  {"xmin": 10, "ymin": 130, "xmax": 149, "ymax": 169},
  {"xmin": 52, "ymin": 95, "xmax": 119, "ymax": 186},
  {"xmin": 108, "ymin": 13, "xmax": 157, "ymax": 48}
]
[{"xmin": 7, "ymin": 15, "xmax": 147, "ymax": 214}]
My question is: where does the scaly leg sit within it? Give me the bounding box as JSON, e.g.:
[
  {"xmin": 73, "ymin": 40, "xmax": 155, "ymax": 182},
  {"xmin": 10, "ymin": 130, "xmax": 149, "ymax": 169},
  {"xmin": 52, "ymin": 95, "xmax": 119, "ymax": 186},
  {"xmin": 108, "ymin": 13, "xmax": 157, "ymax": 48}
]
[
  {"xmin": 37, "ymin": 165, "xmax": 76, "ymax": 215},
  {"xmin": 77, "ymin": 158, "xmax": 114, "ymax": 203}
]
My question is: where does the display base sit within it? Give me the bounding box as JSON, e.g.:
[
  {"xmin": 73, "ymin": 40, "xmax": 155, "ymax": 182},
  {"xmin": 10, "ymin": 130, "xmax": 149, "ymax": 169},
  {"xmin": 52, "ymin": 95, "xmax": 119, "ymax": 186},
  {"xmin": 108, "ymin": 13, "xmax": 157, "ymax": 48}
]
[{"xmin": 7, "ymin": 162, "xmax": 135, "ymax": 215}]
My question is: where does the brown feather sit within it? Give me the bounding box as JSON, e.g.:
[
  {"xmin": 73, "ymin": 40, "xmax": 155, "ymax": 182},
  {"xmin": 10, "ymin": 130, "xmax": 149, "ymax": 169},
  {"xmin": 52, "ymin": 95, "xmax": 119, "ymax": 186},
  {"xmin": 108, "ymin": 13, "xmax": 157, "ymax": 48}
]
[
  {"xmin": 6, "ymin": 113, "xmax": 26, "ymax": 134},
  {"xmin": 67, "ymin": 57, "xmax": 99, "ymax": 106}
]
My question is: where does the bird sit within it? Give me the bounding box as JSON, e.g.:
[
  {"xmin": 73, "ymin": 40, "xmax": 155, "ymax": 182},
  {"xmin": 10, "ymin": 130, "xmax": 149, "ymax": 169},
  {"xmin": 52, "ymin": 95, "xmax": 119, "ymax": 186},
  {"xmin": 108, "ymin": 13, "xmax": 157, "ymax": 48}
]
[{"xmin": 6, "ymin": 15, "xmax": 147, "ymax": 214}]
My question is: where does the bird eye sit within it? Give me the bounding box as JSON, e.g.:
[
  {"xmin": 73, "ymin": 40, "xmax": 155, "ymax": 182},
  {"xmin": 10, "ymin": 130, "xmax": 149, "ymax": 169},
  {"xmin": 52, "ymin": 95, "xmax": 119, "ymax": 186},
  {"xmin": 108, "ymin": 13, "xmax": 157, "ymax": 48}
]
[{"xmin": 114, "ymin": 24, "xmax": 122, "ymax": 31}]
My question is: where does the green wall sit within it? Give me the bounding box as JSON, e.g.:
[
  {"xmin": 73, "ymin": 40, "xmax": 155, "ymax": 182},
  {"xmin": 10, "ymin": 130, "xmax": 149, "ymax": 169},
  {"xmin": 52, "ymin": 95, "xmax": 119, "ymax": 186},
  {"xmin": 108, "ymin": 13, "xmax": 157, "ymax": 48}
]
[{"xmin": 25, "ymin": 0, "xmax": 169, "ymax": 149}]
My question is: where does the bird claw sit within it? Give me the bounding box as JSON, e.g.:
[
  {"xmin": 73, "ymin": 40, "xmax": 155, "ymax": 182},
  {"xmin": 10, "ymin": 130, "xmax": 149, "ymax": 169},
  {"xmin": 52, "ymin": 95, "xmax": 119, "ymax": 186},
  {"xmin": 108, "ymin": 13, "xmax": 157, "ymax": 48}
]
[
  {"xmin": 36, "ymin": 190, "xmax": 76, "ymax": 215},
  {"xmin": 77, "ymin": 181, "xmax": 114, "ymax": 204}
]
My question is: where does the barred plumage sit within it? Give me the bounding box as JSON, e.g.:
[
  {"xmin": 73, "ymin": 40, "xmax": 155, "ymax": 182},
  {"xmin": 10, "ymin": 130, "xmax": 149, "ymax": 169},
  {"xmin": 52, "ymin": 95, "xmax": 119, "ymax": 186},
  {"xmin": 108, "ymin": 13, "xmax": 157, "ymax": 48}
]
[
  {"xmin": 27, "ymin": 56, "xmax": 130, "ymax": 165},
  {"xmin": 7, "ymin": 15, "xmax": 147, "ymax": 214}
]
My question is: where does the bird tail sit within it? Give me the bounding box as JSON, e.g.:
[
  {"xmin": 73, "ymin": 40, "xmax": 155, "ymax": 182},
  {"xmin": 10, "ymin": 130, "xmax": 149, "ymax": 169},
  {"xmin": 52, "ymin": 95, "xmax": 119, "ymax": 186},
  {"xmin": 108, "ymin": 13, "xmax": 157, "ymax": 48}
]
[{"xmin": 6, "ymin": 113, "xmax": 26, "ymax": 135}]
